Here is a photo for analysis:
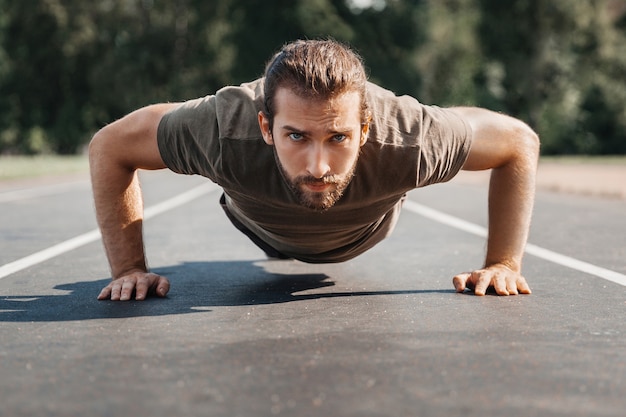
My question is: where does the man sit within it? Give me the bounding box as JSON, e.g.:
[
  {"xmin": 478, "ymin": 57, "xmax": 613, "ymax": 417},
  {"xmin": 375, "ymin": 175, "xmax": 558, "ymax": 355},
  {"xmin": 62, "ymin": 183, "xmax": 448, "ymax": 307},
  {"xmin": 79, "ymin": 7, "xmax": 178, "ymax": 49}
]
[{"xmin": 89, "ymin": 39, "xmax": 539, "ymax": 301}]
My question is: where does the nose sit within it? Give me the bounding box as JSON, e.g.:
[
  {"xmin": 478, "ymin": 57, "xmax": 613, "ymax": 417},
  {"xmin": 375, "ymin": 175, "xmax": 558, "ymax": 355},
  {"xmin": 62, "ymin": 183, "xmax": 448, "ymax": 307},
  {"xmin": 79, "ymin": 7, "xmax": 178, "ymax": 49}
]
[{"xmin": 307, "ymin": 143, "xmax": 331, "ymax": 179}]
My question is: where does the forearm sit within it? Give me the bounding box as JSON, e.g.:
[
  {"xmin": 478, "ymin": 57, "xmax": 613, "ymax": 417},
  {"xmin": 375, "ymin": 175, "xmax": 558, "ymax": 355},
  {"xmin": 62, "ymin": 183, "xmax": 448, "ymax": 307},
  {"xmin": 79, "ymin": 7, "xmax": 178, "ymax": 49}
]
[
  {"xmin": 485, "ymin": 150, "xmax": 537, "ymax": 272},
  {"xmin": 89, "ymin": 135, "xmax": 148, "ymax": 279},
  {"xmin": 451, "ymin": 106, "xmax": 538, "ymax": 295},
  {"xmin": 88, "ymin": 104, "xmax": 174, "ymax": 280}
]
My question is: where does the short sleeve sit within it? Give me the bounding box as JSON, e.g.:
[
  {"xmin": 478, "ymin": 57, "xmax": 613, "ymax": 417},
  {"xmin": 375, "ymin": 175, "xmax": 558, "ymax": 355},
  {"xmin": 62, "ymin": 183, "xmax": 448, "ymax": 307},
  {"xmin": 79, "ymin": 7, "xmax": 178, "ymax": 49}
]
[
  {"xmin": 156, "ymin": 79, "xmax": 266, "ymax": 182},
  {"xmin": 364, "ymin": 83, "xmax": 474, "ymax": 192},
  {"xmin": 157, "ymin": 96, "xmax": 221, "ymax": 179},
  {"xmin": 416, "ymin": 105, "xmax": 474, "ymax": 187}
]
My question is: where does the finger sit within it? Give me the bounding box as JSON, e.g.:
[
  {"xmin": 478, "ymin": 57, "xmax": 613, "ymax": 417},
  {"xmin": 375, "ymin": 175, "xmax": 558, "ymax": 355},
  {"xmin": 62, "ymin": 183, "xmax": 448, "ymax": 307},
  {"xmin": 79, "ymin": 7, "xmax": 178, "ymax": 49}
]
[
  {"xmin": 120, "ymin": 279, "xmax": 136, "ymax": 301},
  {"xmin": 452, "ymin": 273, "xmax": 470, "ymax": 293},
  {"xmin": 473, "ymin": 271, "xmax": 490, "ymax": 296},
  {"xmin": 493, "ymin": 272, "xmax": 510, "ymax": 296},
  {"xmin": 506, "ymin": 277, "xmax": 519, "ymax": 295},
  {"xmin": 97, "ymin": 285, "xmax": 112, "ymax": 300},
  {"xmin": 517, "ymin": 275, "xmax": 532, "ymax": 294},
  {"xmin": 110, "ymin": 280, "xmax": 123, "ymax": 301},
  {"xmin": 143, "ymin": 274, "xmax": 170, "ymax": 298},
  {"xmin": 155, "ymin": 276, "xmax": 170, "ymax": 297},
  {"xmin": 134, "ymin": 276, "xmax": 150, "ymax": 301}
]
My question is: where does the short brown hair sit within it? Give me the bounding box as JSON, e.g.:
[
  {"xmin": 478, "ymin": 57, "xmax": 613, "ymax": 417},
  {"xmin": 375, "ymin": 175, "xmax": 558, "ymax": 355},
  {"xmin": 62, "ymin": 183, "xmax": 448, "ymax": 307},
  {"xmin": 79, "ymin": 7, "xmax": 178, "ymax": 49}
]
[{"xmin": 263, "ymin": 39, "xmax": 370, "ymax": 129}]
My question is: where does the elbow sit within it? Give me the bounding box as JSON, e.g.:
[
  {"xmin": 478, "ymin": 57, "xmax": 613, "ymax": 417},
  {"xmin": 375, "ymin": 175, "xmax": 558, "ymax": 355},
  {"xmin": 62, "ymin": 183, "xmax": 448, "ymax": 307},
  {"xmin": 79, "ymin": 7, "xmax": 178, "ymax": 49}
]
[
  {"xmin": 88, "ymin": 128, "xmax": 104, "ymax": 165},
  {"xmin": 88, "ymin": 126, "xmax": 111, "ymax": 173},
  {"xmin": 517, "ymin": 124, "xmax": 540, "ymax": 165},
  {"xmin": 88, "ymin": 128, "xmax": 103, "ymax": 169},
  {"xmin": 502, "ymin": 123, "xmax": 540, "ymax": 182},
  {"xmin": 89, "ymin": 124, "xmax": 130, "ymax": 175}
]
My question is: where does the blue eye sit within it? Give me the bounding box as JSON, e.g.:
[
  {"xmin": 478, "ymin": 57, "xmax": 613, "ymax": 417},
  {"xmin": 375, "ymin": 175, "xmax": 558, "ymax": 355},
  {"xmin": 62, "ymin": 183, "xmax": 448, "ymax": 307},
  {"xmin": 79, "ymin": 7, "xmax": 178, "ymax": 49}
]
[
  {"xmin": 332, "ymin": 134, "xmax": 347, "ymax": 143},
  {"xmin": 289, "ymin": 133, "xmax": 304, "ymax": 141}
]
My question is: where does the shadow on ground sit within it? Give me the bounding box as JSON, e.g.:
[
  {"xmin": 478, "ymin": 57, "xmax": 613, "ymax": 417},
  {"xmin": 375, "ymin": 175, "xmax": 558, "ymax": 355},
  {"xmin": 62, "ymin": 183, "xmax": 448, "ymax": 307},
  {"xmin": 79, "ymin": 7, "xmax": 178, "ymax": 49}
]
[{"xmin": 0, "ymin": 260, "xmax": 453, "ymax": 322}]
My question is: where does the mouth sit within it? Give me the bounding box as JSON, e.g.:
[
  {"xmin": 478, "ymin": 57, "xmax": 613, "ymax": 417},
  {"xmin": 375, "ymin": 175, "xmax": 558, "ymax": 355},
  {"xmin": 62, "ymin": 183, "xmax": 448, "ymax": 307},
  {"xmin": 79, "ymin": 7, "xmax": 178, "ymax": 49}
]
[{"xmin": 303, "ymin": 182, "xmax": 332, "ymax": 193}]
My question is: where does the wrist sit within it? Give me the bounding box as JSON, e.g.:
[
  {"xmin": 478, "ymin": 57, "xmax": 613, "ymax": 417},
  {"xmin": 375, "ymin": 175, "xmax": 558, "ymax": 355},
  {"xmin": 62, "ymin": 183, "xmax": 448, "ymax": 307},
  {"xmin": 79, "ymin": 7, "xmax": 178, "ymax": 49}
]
[
  {"xmin": 112, "ymin": 265, "xmax": 148, "ymax": 280},
  {"xmin": 483, "ymin": 259, "xmax": 521, "ymax": 273}
]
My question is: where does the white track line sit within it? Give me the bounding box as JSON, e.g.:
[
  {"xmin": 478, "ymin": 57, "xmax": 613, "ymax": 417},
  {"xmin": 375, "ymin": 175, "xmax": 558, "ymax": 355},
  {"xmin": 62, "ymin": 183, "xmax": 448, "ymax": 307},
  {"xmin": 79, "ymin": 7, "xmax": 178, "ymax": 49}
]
[
  {"xmin": 0, "ymin": 183, "xmax": 217, "ymax": 280},
  {"xmin": 3, "ymin": 189, "xmax": 624, "ymax": 287},
  {"xmin": 403, "ymin": 200, "xmax": 626, "ymax": 287}
]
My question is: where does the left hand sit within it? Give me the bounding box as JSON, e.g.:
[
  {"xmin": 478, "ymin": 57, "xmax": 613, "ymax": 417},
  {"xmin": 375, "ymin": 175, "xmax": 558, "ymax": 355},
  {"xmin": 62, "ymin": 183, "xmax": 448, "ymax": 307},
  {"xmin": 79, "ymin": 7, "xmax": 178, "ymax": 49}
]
[{"xmin": 453, "ymin": 263, "xmax": 532, "ymax": 296}]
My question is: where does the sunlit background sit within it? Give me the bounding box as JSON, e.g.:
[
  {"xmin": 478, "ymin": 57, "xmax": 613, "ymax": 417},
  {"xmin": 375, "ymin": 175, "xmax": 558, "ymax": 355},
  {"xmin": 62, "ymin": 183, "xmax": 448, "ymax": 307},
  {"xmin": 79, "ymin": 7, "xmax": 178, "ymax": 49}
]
[{"xmin": 1, "ymin": 0, "xmax": 625, "ymax": 156}]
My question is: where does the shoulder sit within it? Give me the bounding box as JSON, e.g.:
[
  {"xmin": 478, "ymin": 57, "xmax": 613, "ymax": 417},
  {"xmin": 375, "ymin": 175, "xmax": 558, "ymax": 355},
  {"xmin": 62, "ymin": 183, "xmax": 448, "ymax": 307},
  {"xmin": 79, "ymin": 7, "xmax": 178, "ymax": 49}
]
[
  {"xmin": 215, "ymin": 78, "xmax": 265, "ymax": 104},
  {"xmin": 167, "ymin": 78, "xmax": 265, "ymax": 119},
  {"xmin": 366, "ymin": 82, "xmax": 464, "ymax": 147},
  {"xmin": 213, "ymin": 79, "xmax": 265, "ymax": 139},
  {"xmin": 161, "ymin": 79, "xmax": 265, "ymax": 141}
]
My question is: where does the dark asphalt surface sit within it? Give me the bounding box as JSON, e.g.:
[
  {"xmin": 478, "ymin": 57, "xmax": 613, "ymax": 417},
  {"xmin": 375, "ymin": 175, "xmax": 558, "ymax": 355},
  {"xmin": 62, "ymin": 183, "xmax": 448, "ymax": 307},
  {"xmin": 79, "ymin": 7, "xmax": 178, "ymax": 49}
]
[{"xmin": 1, "ymin": 170, "xmax": 625, "ymax": 417}]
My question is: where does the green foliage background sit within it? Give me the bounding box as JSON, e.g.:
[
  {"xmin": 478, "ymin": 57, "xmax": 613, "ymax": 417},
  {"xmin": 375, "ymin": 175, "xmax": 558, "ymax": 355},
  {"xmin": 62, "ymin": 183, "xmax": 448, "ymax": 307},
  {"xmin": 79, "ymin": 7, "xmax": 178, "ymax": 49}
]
[{"xmin": 1, "ymin": 0, "xmax": 625, "ymax": 155}]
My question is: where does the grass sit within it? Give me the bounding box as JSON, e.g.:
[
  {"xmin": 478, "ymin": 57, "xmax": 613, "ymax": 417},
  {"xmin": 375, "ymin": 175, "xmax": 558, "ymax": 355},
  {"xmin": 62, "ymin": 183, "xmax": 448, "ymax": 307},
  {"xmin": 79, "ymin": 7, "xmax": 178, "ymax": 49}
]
[{"xmin": 0, "ymin": 154, "xmax": 89, "ymax": 181}]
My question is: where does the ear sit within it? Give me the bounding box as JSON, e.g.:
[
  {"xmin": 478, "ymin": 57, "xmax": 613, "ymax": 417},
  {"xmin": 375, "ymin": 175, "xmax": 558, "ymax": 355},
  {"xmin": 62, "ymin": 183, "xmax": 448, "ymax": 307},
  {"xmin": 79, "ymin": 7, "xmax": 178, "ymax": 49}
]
[
  {"xmin": 360, "ymin": 122, "xmax": 370, "ymax": 146},
  {"xmin": 258, "ymin": 111, "xmax": 273, "ymax": 145}
]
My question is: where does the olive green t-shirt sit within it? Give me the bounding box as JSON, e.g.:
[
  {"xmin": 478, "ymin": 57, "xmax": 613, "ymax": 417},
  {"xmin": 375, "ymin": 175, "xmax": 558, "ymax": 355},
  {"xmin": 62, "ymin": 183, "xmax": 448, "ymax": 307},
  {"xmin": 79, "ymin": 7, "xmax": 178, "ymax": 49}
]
[{"xmin": 157, "ymin": 79, "xmax": 473, "ymax": 262}]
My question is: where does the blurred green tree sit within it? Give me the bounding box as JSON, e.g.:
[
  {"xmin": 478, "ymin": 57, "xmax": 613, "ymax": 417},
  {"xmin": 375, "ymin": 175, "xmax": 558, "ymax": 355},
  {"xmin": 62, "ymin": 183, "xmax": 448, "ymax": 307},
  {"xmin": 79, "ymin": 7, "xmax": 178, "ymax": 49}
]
[
  {"xmin": 476, "ymin": 0, "xmax": 626, "ymax": 154},
  {"xmin": 0, "ymin": 0, "xmax": 624, "ymax": 155},
  {"xmin": 0, "ymin": 0, "xmax": 87, "ymax": 153}
]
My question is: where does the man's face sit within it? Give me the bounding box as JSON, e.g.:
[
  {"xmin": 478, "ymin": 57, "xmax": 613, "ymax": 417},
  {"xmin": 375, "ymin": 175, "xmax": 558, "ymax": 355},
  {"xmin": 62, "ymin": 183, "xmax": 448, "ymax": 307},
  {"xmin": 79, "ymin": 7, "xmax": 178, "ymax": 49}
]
[{"xmin": 259, "ymin": 87, "xmax": 368, "ymax": 211}]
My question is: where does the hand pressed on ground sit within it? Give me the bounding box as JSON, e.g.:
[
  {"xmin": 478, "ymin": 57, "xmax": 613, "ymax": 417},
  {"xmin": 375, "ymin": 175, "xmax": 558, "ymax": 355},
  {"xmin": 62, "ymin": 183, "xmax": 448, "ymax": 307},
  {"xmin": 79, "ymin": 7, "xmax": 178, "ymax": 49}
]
[
  {"xmin": 97, "ymin": 271, "xmax": 170, "ymax": 301},
  {"xmin": 452, "ymin": 263, "xmax": 532, "ymax": 296}
]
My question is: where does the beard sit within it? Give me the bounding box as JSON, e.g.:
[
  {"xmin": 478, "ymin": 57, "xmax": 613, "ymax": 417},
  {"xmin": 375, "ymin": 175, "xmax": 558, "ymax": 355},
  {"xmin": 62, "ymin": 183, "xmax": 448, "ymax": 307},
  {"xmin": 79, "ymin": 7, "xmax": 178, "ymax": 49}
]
[{"xmin": 273, "ymin": 149, "xmax": 358, "ymax": 212}]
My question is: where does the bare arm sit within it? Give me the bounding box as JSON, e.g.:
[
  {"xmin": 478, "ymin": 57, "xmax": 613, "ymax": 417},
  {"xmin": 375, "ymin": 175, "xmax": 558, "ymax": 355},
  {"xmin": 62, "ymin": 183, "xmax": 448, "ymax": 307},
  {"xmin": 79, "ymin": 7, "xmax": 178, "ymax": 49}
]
[
  {"xmin": 450, "ymin": 107, "xmax": 540, "ymax": 296},
  {"xmin": 89, "ymin": 103, "xmax": 179, "ymax": 300}
]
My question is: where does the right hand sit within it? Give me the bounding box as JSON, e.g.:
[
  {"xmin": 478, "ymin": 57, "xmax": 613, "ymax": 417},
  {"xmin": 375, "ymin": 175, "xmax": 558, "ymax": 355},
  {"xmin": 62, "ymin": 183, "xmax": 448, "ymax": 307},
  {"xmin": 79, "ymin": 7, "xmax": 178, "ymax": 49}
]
[{"xmin": 97, "ymin": 271, "xmax": 170, "ymax": 301}]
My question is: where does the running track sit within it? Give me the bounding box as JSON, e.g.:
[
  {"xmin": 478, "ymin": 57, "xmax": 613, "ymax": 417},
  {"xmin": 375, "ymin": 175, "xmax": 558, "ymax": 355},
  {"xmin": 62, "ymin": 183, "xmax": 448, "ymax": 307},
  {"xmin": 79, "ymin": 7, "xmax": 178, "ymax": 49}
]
[{"xmin": 1, "ymin": 170, "xmax": 625, "ymax": 416}]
